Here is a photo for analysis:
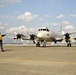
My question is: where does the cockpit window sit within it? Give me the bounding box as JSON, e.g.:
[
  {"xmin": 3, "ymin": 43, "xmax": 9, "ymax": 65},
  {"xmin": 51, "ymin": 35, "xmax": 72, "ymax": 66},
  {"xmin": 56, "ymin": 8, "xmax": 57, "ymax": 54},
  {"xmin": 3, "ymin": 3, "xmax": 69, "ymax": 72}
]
[
  {"xmin": 43, "ymin": 29, "xmax": 46, "ymax": 31},
  {"xmin": 46, "ymin": 29, "xmax": 49, "ymax": 31},
  {"xmin": 38, "ymin": 28, "xmax": 49, "ymax": 31}
]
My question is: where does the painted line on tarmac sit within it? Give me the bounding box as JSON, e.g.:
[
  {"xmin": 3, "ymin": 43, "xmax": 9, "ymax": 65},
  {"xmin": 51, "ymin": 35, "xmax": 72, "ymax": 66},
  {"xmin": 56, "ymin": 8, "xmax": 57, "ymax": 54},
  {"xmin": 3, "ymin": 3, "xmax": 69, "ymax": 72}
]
[{"xmin": 0, "ymin": 58, "xmax": 76, "ymax": 64}]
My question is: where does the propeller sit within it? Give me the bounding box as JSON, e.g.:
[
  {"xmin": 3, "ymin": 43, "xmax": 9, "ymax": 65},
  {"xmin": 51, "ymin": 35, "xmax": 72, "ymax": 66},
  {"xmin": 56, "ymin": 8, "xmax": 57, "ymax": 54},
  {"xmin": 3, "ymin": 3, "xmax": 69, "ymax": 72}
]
[
  {"xmin": 64, "ymin": 33, "xmax": 70, "ymax": 42},
  {"xmin": 64, "ymin": 33, "xmax": 70, "ymax": 38},
  {"xmin": 14, "ymin": 32, "xmax": 25, "ymax": 42},
  {"xmin": 27, "ymin": 32, "xmax": 36, "ymax": 43},
  {"xmin": 62, "ymin": 31, "xmax": 76, "ymax": 43}
]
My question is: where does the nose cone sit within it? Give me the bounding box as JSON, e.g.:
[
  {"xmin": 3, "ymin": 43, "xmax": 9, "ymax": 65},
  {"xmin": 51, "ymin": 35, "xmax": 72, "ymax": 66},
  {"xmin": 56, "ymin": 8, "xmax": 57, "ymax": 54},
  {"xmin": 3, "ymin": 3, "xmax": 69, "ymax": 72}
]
[{"xmin": 37, "ymin": 32, "xmax": 43, "ymax": 38}]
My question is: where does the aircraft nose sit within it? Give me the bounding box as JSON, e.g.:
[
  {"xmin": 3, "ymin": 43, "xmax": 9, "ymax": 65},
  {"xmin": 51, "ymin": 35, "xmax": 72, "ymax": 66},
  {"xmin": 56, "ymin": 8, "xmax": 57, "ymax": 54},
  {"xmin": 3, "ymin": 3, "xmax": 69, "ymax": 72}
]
[{"xmin": 37, "ymin": 33, "xmax": 43, "ymax": 38}]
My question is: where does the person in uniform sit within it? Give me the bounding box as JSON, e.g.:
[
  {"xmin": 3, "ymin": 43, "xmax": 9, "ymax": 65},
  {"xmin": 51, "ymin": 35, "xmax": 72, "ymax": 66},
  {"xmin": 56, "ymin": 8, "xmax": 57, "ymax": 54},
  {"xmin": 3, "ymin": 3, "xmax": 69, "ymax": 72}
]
[{"xmin": 0, "ymin": 32, "xmax": 6, "ymax": 52}]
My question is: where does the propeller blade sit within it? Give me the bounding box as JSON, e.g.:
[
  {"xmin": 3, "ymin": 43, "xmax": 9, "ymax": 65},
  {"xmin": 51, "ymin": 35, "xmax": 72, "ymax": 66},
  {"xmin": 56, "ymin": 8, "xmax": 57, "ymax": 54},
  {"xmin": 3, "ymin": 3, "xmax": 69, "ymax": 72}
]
[
  {"xmin": 21, "ymin": 38, "xmax": 23, "ymax": 42},
  {"xmin": 14, "ymin": 32, "xmax": 17, "ymax": 35},
  {"xmin": 27, "ymin": 32, "xmax": 31, "ymax": 35},
  {"xmin": 20, "ymin": 32, "xmax": 23, "ymax": 35},
  {"xmin": 14, "ymin": 39, "xmax": 16, "ymax": 42},
  {"xmin": 62, "ymin": 31, "xmax": 65, "ymax": 35}
]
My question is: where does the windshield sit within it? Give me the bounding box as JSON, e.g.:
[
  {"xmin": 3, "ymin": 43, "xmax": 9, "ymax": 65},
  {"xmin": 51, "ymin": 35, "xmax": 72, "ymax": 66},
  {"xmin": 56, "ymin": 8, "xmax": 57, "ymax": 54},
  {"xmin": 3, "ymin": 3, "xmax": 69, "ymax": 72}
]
[{"xmin": 38, "ymin": 28, "xmax": 49, "ymax": 31}]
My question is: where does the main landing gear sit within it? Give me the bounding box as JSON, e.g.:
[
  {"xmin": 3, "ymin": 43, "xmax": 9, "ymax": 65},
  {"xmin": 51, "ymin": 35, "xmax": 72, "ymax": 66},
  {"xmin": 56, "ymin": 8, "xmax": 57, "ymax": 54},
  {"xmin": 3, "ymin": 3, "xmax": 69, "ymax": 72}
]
[
  {"xmin": 36, "ymin": 41, "xmax": 46, "ymax": 47},
  {"xmin": 36, "ymin": 42, "xmax": 40, "ymax": 47},
  {"xmin": 43, "ymin": 42, "xmax": 46, "ymax": 47},
  {"xmin": 67, "ymin": 42, "xmax": 71, "ymax": 47}
]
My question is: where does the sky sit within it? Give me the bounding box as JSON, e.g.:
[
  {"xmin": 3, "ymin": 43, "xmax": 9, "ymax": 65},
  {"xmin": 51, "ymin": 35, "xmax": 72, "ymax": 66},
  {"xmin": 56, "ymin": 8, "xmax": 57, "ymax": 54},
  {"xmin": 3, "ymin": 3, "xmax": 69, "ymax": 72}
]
[{"xmin": 0, "ymin": 0, "xmax": 76, "ymax": 43}]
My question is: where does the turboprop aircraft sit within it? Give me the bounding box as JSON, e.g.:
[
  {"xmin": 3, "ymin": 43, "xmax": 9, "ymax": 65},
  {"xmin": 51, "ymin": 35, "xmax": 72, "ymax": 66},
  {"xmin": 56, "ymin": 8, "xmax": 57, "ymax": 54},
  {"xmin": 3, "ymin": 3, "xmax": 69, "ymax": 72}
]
[{"xmin": 14, "ymin": 27, "xmax": 76, "ymax": 47}]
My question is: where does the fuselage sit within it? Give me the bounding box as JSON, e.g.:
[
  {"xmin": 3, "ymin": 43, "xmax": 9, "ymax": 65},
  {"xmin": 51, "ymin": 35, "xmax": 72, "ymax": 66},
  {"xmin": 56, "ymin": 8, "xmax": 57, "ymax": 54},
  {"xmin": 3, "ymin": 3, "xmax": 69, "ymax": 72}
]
[{"xmin": 36, "ymin": 27, "xmax": 63, "ymax": 42}]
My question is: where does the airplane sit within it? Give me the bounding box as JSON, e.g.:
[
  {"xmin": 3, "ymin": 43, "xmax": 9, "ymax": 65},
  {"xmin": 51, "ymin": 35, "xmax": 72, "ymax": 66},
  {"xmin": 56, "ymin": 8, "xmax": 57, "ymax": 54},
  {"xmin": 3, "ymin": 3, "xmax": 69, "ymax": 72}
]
[{"xmin": 14, "ymin": 27, "xmax": 76, "ymax": 47}]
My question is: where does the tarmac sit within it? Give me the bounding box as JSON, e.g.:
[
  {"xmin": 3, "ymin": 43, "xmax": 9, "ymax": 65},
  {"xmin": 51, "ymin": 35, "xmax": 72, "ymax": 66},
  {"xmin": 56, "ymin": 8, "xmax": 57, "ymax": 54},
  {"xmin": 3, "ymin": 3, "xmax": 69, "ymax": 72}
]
[{"xmin": 0, "ymin": 44, "xmax": 76, "ymax": 75}]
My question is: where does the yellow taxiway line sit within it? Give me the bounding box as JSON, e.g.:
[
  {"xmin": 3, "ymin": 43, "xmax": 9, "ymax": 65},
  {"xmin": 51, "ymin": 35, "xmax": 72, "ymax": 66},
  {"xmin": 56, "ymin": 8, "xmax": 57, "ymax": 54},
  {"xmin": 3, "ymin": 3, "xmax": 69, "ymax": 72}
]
[{"xmin": 0, "ymin": 58, "xmax": 76, "ymax": 65}]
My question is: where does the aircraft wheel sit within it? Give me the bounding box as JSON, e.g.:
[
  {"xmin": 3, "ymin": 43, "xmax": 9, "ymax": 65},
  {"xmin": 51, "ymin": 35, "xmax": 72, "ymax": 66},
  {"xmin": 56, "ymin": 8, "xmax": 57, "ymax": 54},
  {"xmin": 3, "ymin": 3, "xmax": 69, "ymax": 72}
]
[
  {"xmin": 43, "ymin": 42, "xmax": 46, "ymax": 47},
  {"xmin": 67, "ymin": 43, "xmax": 71, "ymax": 47},
  {"xmin": 69, "ymin": 43, "xmax": 71, "ymax": 47},
  {"xmin": 36, "ymin": 42, "xmax": 40, "ymax": 47}
]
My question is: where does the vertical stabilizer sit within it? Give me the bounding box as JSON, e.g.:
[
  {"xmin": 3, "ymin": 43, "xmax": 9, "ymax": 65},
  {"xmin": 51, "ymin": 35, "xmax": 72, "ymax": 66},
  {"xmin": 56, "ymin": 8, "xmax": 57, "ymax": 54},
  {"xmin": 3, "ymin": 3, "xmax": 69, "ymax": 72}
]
[{"xmin": 59, "ymin": 21, "xmax": 65, "ymax": 35}]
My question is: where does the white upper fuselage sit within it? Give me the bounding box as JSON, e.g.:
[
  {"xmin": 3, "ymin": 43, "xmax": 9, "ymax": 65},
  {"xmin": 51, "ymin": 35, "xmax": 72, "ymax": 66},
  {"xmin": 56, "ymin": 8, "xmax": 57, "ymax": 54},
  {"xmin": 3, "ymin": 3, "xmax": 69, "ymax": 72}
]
[{"xmin": 36, "ymin": 27, "xmax": 63, "ymax": 42}]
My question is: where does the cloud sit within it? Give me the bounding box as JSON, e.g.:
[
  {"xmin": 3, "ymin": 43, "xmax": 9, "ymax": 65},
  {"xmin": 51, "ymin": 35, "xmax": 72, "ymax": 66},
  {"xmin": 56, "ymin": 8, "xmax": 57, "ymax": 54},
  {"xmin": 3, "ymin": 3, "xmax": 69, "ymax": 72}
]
[
  {"xmin": 61, "ymin": 21, "xmax": 75, "ymax": 30},
  {"xmin": 0, "ymin": 22, "xmax": 8, "ymax": 29},
  {"xmin": 0, "ymin": 26, "xmax": 4, "ymax": 29},
  {"xmin": 39, "ymin": 18, "xmax": 44, "ymax": 21},
  {"xmin": 16, "ymin": 0, "xmax": 21, "ymax": 3},
  {"xmin": 62, "ymin": 21, "xmax": 70, "ymax": 25},
  {"xmin": 0, "ymin": 22, "xmax": 9, "ymax": 34},
  {"xmin": 6, "ymin": 25, "xmax": 35, "ymax": 34},
  {"xmin": 50, "ymin": 22, "xmax": 59, "ymax": 26},
  {"xmin": 44, "ymin": 21, "xmax": 69, "ymax": 27},
  {"xmin": 64, "ymin": 25, "xmax": 74, "ymax": 30},
  {"xmin": 1, "ymin": 15, "xmax": 15, "ymax": 20},
  {"xmin": 41, "ymin": 22, "xmax": 59, "ymax": 27},
  {"xmin": 44, "ymin": 15, "xmax": 50, "ymax": 18},
  {"xmin": 0, "ymin": 0, "xmax": 21, "ymax": 7},
  {"xmin": 56, "ymin": 14, "xmax": 65, "ymax": 19},
  {"xmin": 14, "ymin": 11, "xmax": 21, "ymax": 14},
  {"xmin": 17, "ymin": 12, "xmax": 38, "ymax": 21},
  {"xmin": 71, "ymin": 14, "xmax": 76, "ymax": 17}
]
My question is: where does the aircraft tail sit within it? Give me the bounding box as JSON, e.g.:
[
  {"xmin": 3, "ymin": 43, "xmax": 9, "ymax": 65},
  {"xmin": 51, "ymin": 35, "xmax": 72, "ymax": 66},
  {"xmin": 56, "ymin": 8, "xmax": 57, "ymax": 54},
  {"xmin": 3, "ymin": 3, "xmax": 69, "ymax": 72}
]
[{"xmin": 59, "ymin": 21, "xmax": 65, "ymax": 35}]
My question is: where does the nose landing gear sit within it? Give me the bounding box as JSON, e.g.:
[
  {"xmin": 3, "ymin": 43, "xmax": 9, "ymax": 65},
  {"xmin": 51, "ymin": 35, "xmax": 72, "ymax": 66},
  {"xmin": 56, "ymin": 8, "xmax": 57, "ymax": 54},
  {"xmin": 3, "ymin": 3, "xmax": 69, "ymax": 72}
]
[
  {"xmin": 43, "ymin": 42, "xmax": 46, "ymax": 47},
  {"xmin": 36, "ymin": 41, "xmax": 46, "ymax": 47}
]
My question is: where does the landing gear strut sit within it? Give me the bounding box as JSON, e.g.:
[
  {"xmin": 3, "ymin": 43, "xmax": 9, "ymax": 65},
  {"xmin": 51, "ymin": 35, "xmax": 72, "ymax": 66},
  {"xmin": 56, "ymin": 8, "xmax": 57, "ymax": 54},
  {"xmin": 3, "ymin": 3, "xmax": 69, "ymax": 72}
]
[
  {"xmin": 43, "ymin": 42, "xmax": 46, "ymax": 47},
  {"xmin": 36, "ymin": 41, "xmax": 46, "ymax": 47},
  {"xmin": 67, "ymin": 42, "xmax": 71, "ymax": 47}
]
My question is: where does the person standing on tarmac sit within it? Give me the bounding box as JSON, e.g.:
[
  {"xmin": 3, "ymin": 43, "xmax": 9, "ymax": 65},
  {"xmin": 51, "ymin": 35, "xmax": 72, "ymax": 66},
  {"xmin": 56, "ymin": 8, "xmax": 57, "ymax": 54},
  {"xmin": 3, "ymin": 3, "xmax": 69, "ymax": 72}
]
[{"xmin": 0, "ymin": 32, "xmax": 6, "ymax": 52}]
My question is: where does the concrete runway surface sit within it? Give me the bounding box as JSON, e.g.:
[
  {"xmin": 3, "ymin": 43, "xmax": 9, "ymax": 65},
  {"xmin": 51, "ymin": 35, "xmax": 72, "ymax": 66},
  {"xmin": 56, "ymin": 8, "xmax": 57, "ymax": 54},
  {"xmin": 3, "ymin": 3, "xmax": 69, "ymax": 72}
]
[{"xmin": 0, "ymin": 45, "xmax": 76, "ymax": 75}]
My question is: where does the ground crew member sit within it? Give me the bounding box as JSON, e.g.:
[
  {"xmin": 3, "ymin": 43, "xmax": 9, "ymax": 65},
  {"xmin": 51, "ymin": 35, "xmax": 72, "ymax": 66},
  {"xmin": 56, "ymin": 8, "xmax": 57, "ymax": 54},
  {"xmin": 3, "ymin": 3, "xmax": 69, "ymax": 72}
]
[{"xmin": 0, "ymin": 32, "xmax": 6, "ymax": 52}]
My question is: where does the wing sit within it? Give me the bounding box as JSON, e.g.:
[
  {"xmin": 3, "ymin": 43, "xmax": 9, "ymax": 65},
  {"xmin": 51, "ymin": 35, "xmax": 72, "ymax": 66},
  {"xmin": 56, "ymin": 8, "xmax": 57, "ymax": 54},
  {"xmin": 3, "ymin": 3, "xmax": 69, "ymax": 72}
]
[
  {"xmin": 68, "ymin": 32, "xmax": 76, "ymax": 35},
  {"xmin": 56, "ymin": 37, "xmax": 76, "ymax": 43},
  {"xmin": 63, "ymin": 31, "xmax": 76, "ymax": 36},
  {"xmin": 73, "ymin": 37, "xmax": 76, "ymax": 40},
  {"xmin": 55, "ymin": 38, "xmax": 63, "ymax": 42}
]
